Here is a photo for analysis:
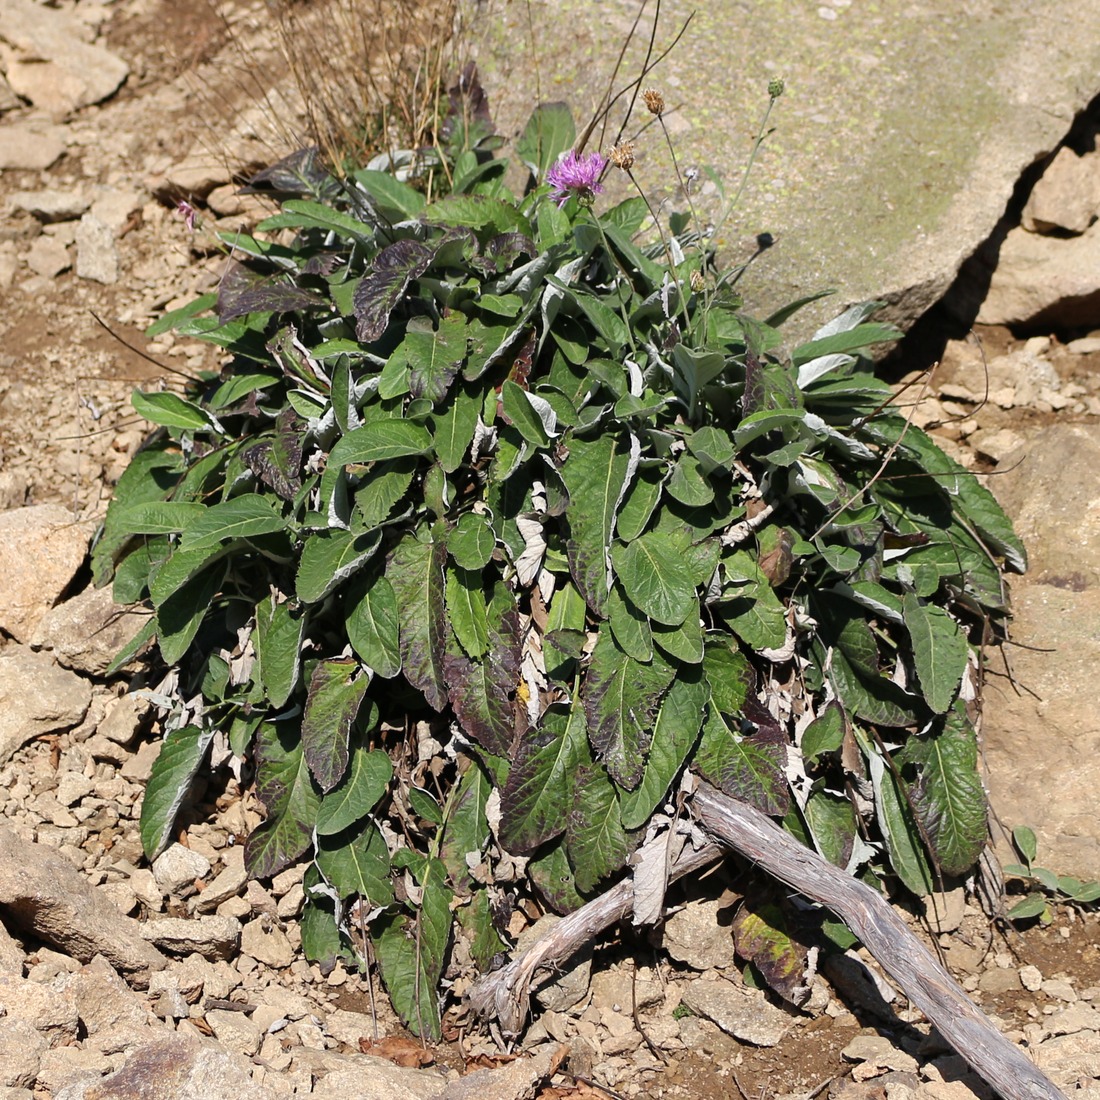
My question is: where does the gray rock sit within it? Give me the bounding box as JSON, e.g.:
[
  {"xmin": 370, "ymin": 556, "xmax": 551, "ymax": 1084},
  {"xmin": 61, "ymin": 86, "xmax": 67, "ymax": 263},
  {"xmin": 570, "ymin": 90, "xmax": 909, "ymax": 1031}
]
[
  {"xmin": 188, "ymin": 854, "xmax": 247, "ymax": 915},
  {"xmin": 0, "ymin": 826, "xmax": 166, "ymax": 975},
  {"xmin": 139, "ymin": 916, "xmax": 241, "ymax": 960},
  {"xmin": 9, "ymin": 189, "xmax": 90, "ymax": 223},
  {"xmin": 51, "ymin": 1036, "xmax": 279, "ymax": 1100},
  {"xmin": 0, "ymin": 971, "xmax": 79, "ymax": 1047},
  {"xmin": 978, "ymin": 217, "xmax": 1100, "ymax": 327},
  {"xmin": 24, "ymin": 234, "xmax": 70, "ymax": 278},
  {"xmin": 679, "ymin": 977, "xmax": 796, "ymax": 1047},
  {"xmin": 0, "ymin": 123, "xmax": 66, "ymax": 170},
  {"xmin": 0, "ymin": 1018, "xmax": 45, "ymax": 1088},
  {"xmin": 30, "ymin": 586, "xmax": 153, "ymax": 676},
  {"xmin": 0, "ymin": 504, "xmax": 90, "ymax": 643},
  {"xmin": 205, "ymin": 1009, "xmax": 262, "ymax": 1057},
  {"xmin": 472, "ymin": 0, "xmax": 1100, "ymax": 340},
  {"xmin": 151, "ymin": 844, "xmax": 211, "ymax": 896},
  {"xmin": 0, "ymin": 648, "xmax": 91, "ymax": 766},
  {"xmin": 239, "ymin": 919, "xmax": 294, "ymax": 970},
  {"xmin": 841, "ymin": 1033, "xmax": 919, "ymax": 1073},
  {"xmin": 1022, "ymin": 146, "xmax": 1100, "ymax": 234},
  {"xmin": 98, "ymin": 695, "xmax": 147, "ymax": 746},
  {"xmin": 662, "ymin": 898, "xmax": 734, "ymax": 970},
  {"xmin": 0, "ymin": 0, "xmax": 128, "ymax": 114},
  {"xmin": 75, "ymin": 213, "xmax": 119, "ymax": 284}
]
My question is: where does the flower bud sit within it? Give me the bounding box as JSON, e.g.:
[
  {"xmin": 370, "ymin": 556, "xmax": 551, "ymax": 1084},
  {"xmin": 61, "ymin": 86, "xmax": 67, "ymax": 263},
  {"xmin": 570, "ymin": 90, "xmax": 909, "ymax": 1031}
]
[
  {"xmin": 690, "ymin": 269, "xmax": 705, "ymax": 293},
  {"xmin": 768, "ymin": 77, "xmax": 785, "ymax": 100}
]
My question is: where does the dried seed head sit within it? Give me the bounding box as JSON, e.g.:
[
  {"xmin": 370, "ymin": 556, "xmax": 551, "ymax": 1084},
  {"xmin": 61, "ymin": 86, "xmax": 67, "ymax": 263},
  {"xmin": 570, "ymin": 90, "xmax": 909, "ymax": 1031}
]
[
  {"xmin": 609, "ymin": 141, "xmax": 636, "ymax": 170},
  {"xmin": 642, "ymin": 88, "xmax": 665, "ymax": 116},
  {"xmin": 690, "ymin": 269, "xmax": 705, "ymax": 293}
]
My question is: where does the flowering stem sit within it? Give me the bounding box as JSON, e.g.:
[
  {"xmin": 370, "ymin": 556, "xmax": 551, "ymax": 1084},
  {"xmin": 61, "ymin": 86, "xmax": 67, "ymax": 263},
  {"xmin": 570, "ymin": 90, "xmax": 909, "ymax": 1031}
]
[{"xmin": 588, "ymin": 210, "xmax": 641, "ymax": 361}]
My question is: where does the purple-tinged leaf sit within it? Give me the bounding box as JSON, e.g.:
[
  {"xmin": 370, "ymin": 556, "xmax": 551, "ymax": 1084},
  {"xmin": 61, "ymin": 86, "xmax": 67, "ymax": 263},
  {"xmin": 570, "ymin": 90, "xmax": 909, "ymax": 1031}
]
[
  {"xmin": 216, "ymin": 261, "xmax": 327, "ymax": 322},
  {"xmin": 566, "ymin": 763, "xmax": 630, "ymax": 894},
  {"xmin": 301, "ymin": 659, "xmax": 370, "ymax": 792},
  {"xmin": 731, "ymin": 899, "xmax": 811, "ymax": 1006},
  {"xmin": 389, "ymin": 529, "xmax": 448, "ymax": 711},
  {"xmin": 353, "ymin": 239, "xmax": 437, "ymax": 343},
  {"xmin": 694, "ymin": 708, "xmax": 789, "ymax": 817},
  {"xmin": 582, "ymin": 624, "xmax": 674, "ymax": 790}
]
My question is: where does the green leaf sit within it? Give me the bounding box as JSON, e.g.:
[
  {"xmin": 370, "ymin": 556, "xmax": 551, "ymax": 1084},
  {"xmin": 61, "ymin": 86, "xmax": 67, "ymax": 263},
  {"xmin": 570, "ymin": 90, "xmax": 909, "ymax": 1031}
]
[
  {"xmin": 442, "ymin": 584, "xmax": 521, "ymax": 757},
  {"xmin": 408, "ymin": 786, "xmax": 443, "ymax": 825},
  {"xmin": 902, "ymin": 593, "xmax": 969, "ymax": 714},
  {"xmin": 566, "ymin": 764, "xmax": 629, "ymax": 894},
  {"xmin": 146, "ymin": 291, "xmax": 217, "ymax": 337},
  {"xmin": 828, "ymin": 647, "xmax": 922, "ymax": 728},
  {"xmin": 441, "ymin": 760, "xmax": 493, "ymax": 894},
  {"xmin": 501, "ymin": 379, "xmax": 556, "ymax": 446},
  {"xmin": 181, "ymin": 494, "xmax": 286, "ymax": 552},
  {"xmin": 245, "ymin": 722, "xmax": 321, "ymax": 880},
  {"xmin": 1013, "ymin": 825, "xmax": 1038, "ymax": 865},
  {"xmin": 501, "ymin": 702, "xmax": 589, "ymax": 852},
  {"xmin": 354, "ymin": 169, "xmax": 426, "ymax": 217},
  {"xmin": 612, "ymin": 532, "xmax": 697, "ymax": 627},
  {"xmin": 300, "ymin": 886, "xmax": 341, "ymax": 972},
  {"xmin": 529, "ymin": 837, "xmax": 587, "ymax": 913},
  {"xmin": 139, "ymin": 725, "xmax": 215, "ymax": 860},
  {"xmin": 652, "ymin": 611, "xmax": 704, "ymax": 665},
  {"xmin": 714, "ymin": 551, "xmax": 787, "ymax": 650},
  {"xmin": 695, "ymin": 709, "xmax": 789, "ymax": 816},
  {"xmin": 131, "ymin": 389, "xmax": 220, "ymax": 433},
  {"xmin": 559, "ymin": 435, "xmax": 631, "ymax": 616},
  {"xmin": 301, "ymin": 659, "xmax": 370, "ymax": 792},
  {"xmin": 702, "ymin": 641, "xmax": 753, "ymax": 716},
  {"xmin": 399, "ymin": 314, "xmax": 468, "ymax": 405},
  {"xmin": 254, "ymin": 595, "xmax": 304, "ymax": 709},
  {"xmin": 148, "ymin": 543, "xmax": 228, "ymax": 607},
  {"xmin": 804, "ymin": 790, "xmax": 859, "ymax": 869},
  {"xmin": 352, "ymin": 459, "xmax": 416, "ymax": 529},
  {"xmin": 1007, "ymin": 894, "xmax": 1050, "ymax": 922},
  {"xmin": 458, "ymin": 889, "xmax": 508, "ymax": 969},
  {"xmin": 516, "ymin": 102, "xmax": 576, "ymax": 180},
  {"xmin": 446, "ymin": 566, "xmax": 490, "ymax": 657},
  {"xmin": 621, "ymin": 669, "xmax": 708, "ymax": 829},
  {"xmin": 109, "ymin": 500, "xmax": 206, "ymax": 535},
  {"xmin": 582, "ymin": 624, "xmax": 675, "ymax": 790},
  {"xmin": 156, "ymin": 562, "xmax": 224, "ymax": 665},
  {"xmin": 606, "ymin": 583, "xmax": 653, "ymax": 662},
  {"xmin": 345, "ymin": 572, "xmax": 402, "ymax": 679},
  {"xmin": 316, "ymin": 820, "xmax": 394, "ymax": 904},
  {"xmin": 616, "ymin": 464, "xmax": 665, "ymax": 542},
  {"xmin": 421, "ymin": 194, "xmax": 533, "ymax": 236},
  {"xmin": 902, "ymin": 708, "xmax": 987, "ymax": 876},
  {"xmin": 864, "ymin": 738, "xmax": 934, "ymax": 896},
  {"xmin": 448, "ymin": 513, "xmax": 497, "ymax": 571},
  {"xmin": 263, "ymin": 198, "xmax": 374, "ymax": 242},
  {"xmin": 791, "ymin": 322, "xmax": 900, "ymax": 367},
  {"xmin": 315, "ymin": 746, "xmax": 393, "ymax": 836},
  {"xmin": 376, "ymin": 858, "xmax": 452, "ymax": 1039},
  {"xmin": 800, "ymin": 704, "xmax": 845, "ymax": 766},
  {"xmin": 431, "ymin": 386, "xmax": 481, "ymax": 473},
  {"xmin": 731, "ymin": 900, "xmax": 809, "ymax": 1005},
  {"xmin": 389, "ymin": 530, "xmax": 448, "ymax": 711},
  {"xmin": 297, "ymin": 529, "xmax": 382, "ymax": 604},
  {"xmin": 330, "ymin": 421, "xmax": 434, "ymax": 465}
]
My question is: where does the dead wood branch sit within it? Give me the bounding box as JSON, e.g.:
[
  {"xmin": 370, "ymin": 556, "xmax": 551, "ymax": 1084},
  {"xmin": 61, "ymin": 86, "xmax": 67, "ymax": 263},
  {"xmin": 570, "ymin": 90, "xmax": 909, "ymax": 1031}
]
[
  {"xmin": 465, "ymin": 841, "xmax": 723, "ymax": 1036},
  {"xmin": 692, "ymin": 782, "xmax": 1066, "ymax": 1100}
]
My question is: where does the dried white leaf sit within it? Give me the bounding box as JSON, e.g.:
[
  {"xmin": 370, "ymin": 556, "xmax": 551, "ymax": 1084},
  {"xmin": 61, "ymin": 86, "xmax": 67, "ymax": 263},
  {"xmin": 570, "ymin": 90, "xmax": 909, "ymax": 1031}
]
[{"xmin": 515, "ymin": 513, "xmax": 547, "ymax": 585}]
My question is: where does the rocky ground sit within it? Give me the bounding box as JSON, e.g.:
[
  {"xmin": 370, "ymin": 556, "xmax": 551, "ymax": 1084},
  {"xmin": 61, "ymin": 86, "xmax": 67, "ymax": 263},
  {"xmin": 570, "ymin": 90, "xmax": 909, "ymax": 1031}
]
[{"xmin": 2, "ymin": 1, "xmax": 1100, "ymax": 1099}]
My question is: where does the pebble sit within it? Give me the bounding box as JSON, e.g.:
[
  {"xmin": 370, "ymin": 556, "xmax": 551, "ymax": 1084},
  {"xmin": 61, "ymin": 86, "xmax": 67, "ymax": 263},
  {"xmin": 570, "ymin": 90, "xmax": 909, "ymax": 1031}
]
[{"xmin": 1020, "ymin": 964, "xmax": 1044, "ymax": 992}]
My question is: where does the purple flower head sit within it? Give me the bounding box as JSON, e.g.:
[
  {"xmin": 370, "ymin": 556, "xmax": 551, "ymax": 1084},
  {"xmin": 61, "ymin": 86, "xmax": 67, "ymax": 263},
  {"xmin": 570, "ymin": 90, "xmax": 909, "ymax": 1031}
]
[
  {"xmin": 545, "ymin": 149, "xmax": 606, "ymax": 208},
  {"xmin": 176, "ymin": 199, "xmax": 198, "ymax": 232}
]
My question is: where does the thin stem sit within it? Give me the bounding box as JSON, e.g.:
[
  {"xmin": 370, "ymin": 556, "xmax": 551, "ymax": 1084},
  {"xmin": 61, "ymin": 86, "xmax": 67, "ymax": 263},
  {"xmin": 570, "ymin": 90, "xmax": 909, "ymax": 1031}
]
[
  {"xmin": 710, "ymin": 94, "xmax": 779, "ymax": 250},
  {"xmin": 588, "ymin": 208, "xmax": 642, "ymax": 360}
]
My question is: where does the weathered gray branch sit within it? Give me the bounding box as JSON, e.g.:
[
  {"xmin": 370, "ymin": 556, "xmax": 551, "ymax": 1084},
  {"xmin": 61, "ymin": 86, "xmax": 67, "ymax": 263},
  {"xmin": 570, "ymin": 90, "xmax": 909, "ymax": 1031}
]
[
  {"xmin": 692, "ymin": 783, "xmax": 1066, "ymax": 1100},
  {"xmin": 467, "ymin": 785, "xmax": 1067, "ymax": 1100}
]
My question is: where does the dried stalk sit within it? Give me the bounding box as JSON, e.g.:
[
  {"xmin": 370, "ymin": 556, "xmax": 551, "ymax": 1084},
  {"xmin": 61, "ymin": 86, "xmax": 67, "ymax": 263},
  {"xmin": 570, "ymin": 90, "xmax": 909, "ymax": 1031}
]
[{"xmin": 467, "ymin": 784, "xmax": 1067, "ymax": 1100}]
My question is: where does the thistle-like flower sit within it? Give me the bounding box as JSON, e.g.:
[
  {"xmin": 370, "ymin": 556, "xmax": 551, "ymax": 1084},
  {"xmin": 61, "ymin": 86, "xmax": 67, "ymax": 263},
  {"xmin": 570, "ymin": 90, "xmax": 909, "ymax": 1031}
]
[
  {"xmin": 642, "ymin": 88, "xmax": 665, "ymax": 116},
  {"xmin": 545, "ymin": 149, "xmax": 607, "ymax": 208},
  {"xmin": 609, "ymin": 141, "xmax": 636, "ymax": 171},
  {"xmin": 176, "ymin": 199, "xmax": 198, "ymax": 231}
]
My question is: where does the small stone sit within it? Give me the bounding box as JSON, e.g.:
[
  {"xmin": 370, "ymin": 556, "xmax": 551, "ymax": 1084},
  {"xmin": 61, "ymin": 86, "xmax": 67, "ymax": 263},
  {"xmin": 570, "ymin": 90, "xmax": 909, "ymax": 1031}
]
[
  {"xmin": 205, "ymin": 1008, "xmax": 262, "ymax": 1056},
  {"xmin": 139, "ymin": 916, "xmax": 241, "ymax": 960},
  {"xmin": 152, "ymin": 844, "xmax": 211, "ymax": 896},
  {"xmin": 99, "ymin": 696, "xmax": 147, "ymax": 746},
  {"xmin": 10, "ymin": 190, "xmax": 90, "ymax": 223},
  {"xmin": 75, "ymin": 213, "xmax": 119, "ymax": 284},
  {"xmin": 1041, "ymin": 978, "xmax": 1077, "ymax": 1002},
  {"xmin": 24, "ymin": 235, "xmax": 71, "ymax": 278},
  {"xmin": 1066, "ymin": 335, "xmax": 1100, "ymax": 355},
  {"xmin": 275, "ymin": 883, "xmax": 304, "ymax": 919},
  {"xmin": 189, "ymin": 859, "xmax": 247, "ymax": 915},
  {"xmin": 121, "ymin": 741, "xmax": 160, "ymax": 782},
  {"xmin": 1020, "ymin": 964, "xmax": 1043, "ymax": 992},
  {"xmin": 0, "ymin": 124, "xmax": 66, "ymax": 170},
  {"xmin": 663, "ymin": 899, "xmax": 734, "ymax": 970},
  {"xmin": 0, "ymin": 972, "xmax": 79, "ymax": 1047},
  {"xmin": 56, "ymin": 773, "xmax": 94, "ymax": 807},
  {"xmin": 978, "ymin": 967, "xmax": 1021, "ymax": 995},
  {"xmin": 0, "ymin": 1018, "xmax": 45, "ymax": 1088},
  {"xmin": 680, "ymin": 978, "xmax": 796, "ymax": 1047},
  {"xmin": 841, "ymin": 1032, "xmax": 919, "ymax": 1072},
  {"xmin": 239, "ymin": 919, "xmax": 294, "ymax": 970}
]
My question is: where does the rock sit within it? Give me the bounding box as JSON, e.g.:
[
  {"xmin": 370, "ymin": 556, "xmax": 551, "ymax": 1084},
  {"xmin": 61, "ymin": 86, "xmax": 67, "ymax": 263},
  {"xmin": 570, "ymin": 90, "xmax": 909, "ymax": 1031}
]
[
  {"xmin": 75, "ymin": 213, "xmax": 120, "ymax": 284},
  {"xmin": 590, "ymin": 966, "xmax": 663, "ymax": 1016},
  {"xmin": 1035, "ymin": 1028, "xmax": 1100, "ymax": 1080},
  {"xmin": 0, "ymin": 826, "xmax": 166, "ymax": 975},
  {"xmin": 977, "ymin": 217, "xmax": 1100, "ymax": 327},
  {"xmin": 1020, "ymin": 964, "xmax": 1043, "ymax": 992},
  {"xmin": 51, "ymin": 1035, "xmax": 280, "ymax": 1100},
  {"xmin": 841, "ymin": 1033, "xmax": 919, "ymax": 1073},
  {"xmin": 35, "ymin": 1046, "xmax": 113, "ymax": 1096},
  {"xmin": 921, "ymin": 888, "xmax": 967, "ymax": 935},
  {"xmin": 99, "ymin": 696, "xmax": 147, "ymax": 746},
  {"xmin": 0, "ymin": 649, "xmax": 91, "ymax": 766},
  {"xmin": 152, "ymin": 844, "xmax": 211, "ymax": 896},
  {"xmin": 0, "ymin": 918, "xmax": 24, "ymax": 972},
  {"xmin": 89, "ymin": 189, "xmax": 144, "ymax": 233},
  {"xmin": 978, "ymin": 966, "xmax": 1021, "ymax": 994},
  {"xmin": 120, "ymin": 740, "xmax": 159, "ymax": 783},
  {"xmin": 1022, "ymin": 146, "xmax": 1100, "ymax": 234},
  {"xmin": 0, "ymin": 123, "xmax": 66, "ymax": 170},
  {"xmin": 322, "ymin": 1009, "xmax": 375, "ymax": 1047},
  {"xmin": 30, "ymin": 586, "xmax": 154, "ymax": 676},
  {"xmin": 0, "ymin": 0, "xmax": 129, "ymax": 114},
  {"xmin": 57, "ymin": 956, "xmax": 158, "ymax": 1038},
  {"xmin": 9, "ymin": 190, "xmax": 90, "ymax": 223},
  {"xmin": 429, "ymin": 1043, "xmax": 555, "ymax": 1100},
  {"xmin": 662, "ymin": 898, "xmax": 734, "ymax": 970},
  {"xmin": 148, "ymin": 972, "xmax": 189, "ymax": 1020},
  {"xmin": 0, "ymin": 972, "xmax": 79, "ymax": 1046},
  {"xmin": 0, "ymin": 1018, "xmax": 45, "ymax": 1087},
  {"xmin": 189, "ymin": 853, "xmax": 247, "ymax": 915},
  {"xmin": 239, "ymin": 919, "xmax": 294, "ymax": 970},
  {"xmin": 139, "ymin": 916, "xmax": 241, "ymax": 960},
  {"xmin": 24, "ymin": 235, "xmax": 71, "ymax": 278},
  {"xmin": 0, "ymin": 504, "xmax": 90, "ymax": 642},
  {"xmin": 679, "ymin": 978, "xmax": 796, "ymax": 1047},
  {"xmin": 205, "ymin": 1009, "xmax": 262, "ymax": 1057},
  {"xmin": 297, "ymin": 1050, "xmax": 444, "ymax": 1100}
]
